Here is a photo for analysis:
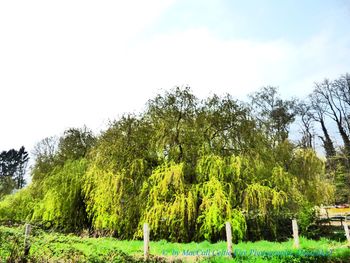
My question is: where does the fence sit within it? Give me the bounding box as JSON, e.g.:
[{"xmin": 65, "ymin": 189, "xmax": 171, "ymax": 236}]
[{"xmin": 12, "ymin": 219, "xmax": 350, "ymax": 260}]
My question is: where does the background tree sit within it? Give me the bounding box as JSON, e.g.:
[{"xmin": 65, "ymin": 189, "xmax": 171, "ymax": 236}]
[
  {"xmin": 313, "ymin": 79, "xmax": 350, "ymax": 157},
  {"xmin": 307, "ymin": 74, "xmax": 350, "ymax": 203},
  {"xmin": 57, "ymin": 127, "xmax": 96, "ymax": 162},
  {"xmin": 309, "ymin": 92, "xmax": 336, "ymax": 158},
  {"xmin": 296, "ymin": 102, "xmax": 315, "ymax": 149},
  {"xmin": 249, "ymin": 86, "xmax": 297, "ymax": 144},
  {"xmin": 0, "ymin": 147, "xmax": 29, "ymax": 198},
  {"xmin": 31, "ymin": 136, "xmax": 59, "ymax": 183}
]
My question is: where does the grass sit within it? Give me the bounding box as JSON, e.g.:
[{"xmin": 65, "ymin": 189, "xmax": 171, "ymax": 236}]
[{"xmin": 1, "ymin": 225, "xmax": 350, "ymax": 262}]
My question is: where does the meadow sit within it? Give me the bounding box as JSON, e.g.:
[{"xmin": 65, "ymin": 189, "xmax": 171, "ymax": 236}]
[{"xmin": 1, "ymin": 225, "xmax": 350, "ymax": 263}]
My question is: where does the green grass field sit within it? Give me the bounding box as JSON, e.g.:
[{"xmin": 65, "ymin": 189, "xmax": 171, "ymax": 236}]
[{"xmin": 1, "ymin": 225, "xmax": 350, "ymax": 262}]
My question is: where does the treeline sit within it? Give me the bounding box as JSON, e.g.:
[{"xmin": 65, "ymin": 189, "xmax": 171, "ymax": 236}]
[
  {"xmin": 298, "ymin": 74, "xmax": 350, "ymax": 203},
  {"xmin": 0, "ymin": 147, "xmax": 29, "ymax": 198},
  {"xmin": 0, "ymin": 74, "xmax": 349, "ymax": 242}
]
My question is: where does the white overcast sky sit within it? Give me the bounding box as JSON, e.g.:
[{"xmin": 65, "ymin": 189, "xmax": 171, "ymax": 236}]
[{"xmin": 1, "ymin": 0, "xmax": 350, "ymax": 155}]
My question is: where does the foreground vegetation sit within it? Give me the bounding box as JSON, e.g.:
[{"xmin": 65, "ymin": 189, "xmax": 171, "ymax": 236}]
[{"xmin": 1, "ymin": 225, "xmax": 350, "ymax": 262}]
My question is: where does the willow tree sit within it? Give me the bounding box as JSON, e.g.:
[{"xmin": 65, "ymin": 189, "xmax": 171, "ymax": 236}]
[
  {"xmin": 138, "ymin": 155, "xmax": 248, "ymax": 242},
  {"xmin": 83, "ymin": 116, "xmax": 157, "ymax": 238},
  {"xmin": 195, "ymin": 155, "xmax": 247, "ymax": 242},
  {"xmin": 290, "ymin": 149, "xmax": 333, "ymax": 203},
  {"xmin": 83, "ymin": 159, "xmax": 148, "ymax": 237},
  {"xmin": 146, "ymin": 86, "xmax": 199, "ymax": 166},
  {"xmin": 0, "ymin": 186, "xmax": 36, "ymax": 222},
  {"xmin": 197, "ymin": 94, "xmax": 256, "ymax": 157},
  {"xmin": 32, "ymin": 159, "xmax": 89, "ymax": 231},
  {"xmin": 136, "ymin": 162, "xmax": 196, "ymax": 242}
]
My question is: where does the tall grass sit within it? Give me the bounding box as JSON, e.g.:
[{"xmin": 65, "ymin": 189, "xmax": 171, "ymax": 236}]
[{"xmin": 1, "ymin": 225, "xmax": 349, "ymax": 262}]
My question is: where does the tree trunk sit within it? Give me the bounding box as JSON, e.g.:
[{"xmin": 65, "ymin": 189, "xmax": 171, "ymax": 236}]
[{"xmin": 319, "ymin": 118, "xmax": 336, "ymax": 158}]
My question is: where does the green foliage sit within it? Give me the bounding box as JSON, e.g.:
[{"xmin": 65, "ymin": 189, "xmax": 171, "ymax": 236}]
[
  {"xmin": 57, "ymin": 127, "xmax": 96, "ymax": 163},
  {"xmin": 297, "ymin": 204, "xmax": 320, "ymax": 239},
  {"xmin": 83, "ymin": 164, "xmax": 144, "ymax": 237},
  {"xmin": 0, "ymin": 146, "xmax": 29, "ymax": 198},
  {"xmin": 243, "ymin": 183, "xmax": 287, "ymax": 215},
  {"xmin": 250, "ymin": 86, "xmax": 296, "ymax": 143},
  {"xmin": 328, "ymin": 154, "xmax": 350, "ymax": 204},
  {"xmin": 146, "ymin": 86, "xmax": 198, "ymax": 163},
  {"xmin": 197, "ymin": 94, "xmax": 255, "ymax": 156},
  {"xmin": 0, "ymin": 187, "xmax": 36, "ymax": 222},
  {"xmin": 0, "ymin": 226, "xmax": 24, "ymax": 262},
  {"xmin": 1, "ymin": 225, "xmax": 349, "ymax": 263},
  {"xmin": 32, "ymin": 159, "xmax": 89, "ymax": 231},
  {"xmin": 195, "ymin": 155, "xmax": 246, "ymax": 242},
  {"xmin": 290, "ymin": 149, "xmax": 334, "ymax": 205},
  {"xmin": 138, "ymin": 163, "xmax": 196, "ymax": 242},
  {"xmin": 82, "ymin": 116, "xmax": 154, "ymax": 238}
]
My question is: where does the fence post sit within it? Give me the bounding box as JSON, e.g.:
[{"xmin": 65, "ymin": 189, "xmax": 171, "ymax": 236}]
[
  {"xmin": 225, "ymin": 222, "xmax": 233, "ymax": 257},
  {"xmin": 292, "ymin": 219, "xmax": 300, "ymax": 249},
  {"xmin": 143, "ymin": 223, "xmax": 150, "ymax": 260},
  {"xmin": 344, "ymin": 222, "xmax": 350, "ymax": 245},
  {"xmin": 23, "ymin": 223, "xmax": 31, "ymax": 261}
]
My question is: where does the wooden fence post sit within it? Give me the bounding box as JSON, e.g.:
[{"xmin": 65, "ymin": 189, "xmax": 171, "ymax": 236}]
[
  {"xmin": 225, "ymin": 222, "xmax": 233, "ymax": 257},
  {"xmin": 344, "ymin": 222, "xmax": 350, "ymax": 245},
  {"xmin": 143, "ymin": 223, "xmax": 150, "ymax": 260},
  {"xmin": 23, "ymin": 224, "xmax": 31, "ymax": 261},
  {"xmin": 292, "ymin": 219, "xmax": 300, "ymax": 249}
]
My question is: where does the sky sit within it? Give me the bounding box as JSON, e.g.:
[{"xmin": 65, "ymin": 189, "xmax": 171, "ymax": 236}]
[{"xmin": 1, "ymin": 0, "xmax": 350, "ymax": 157}]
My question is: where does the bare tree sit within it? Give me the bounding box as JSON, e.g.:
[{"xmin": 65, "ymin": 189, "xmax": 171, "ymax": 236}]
[
  {"xmin": 32, "ymin": 136, "xmax": 58, "ymax": 161},
  {"xmin": 331, "ymin": 74, "xmax": 350, "ymax": 137},
  {"xmin": 309, "ymin": 92, "xmax": 336, "ymax": 158},
  {"xmin": 296, "ymin": 102, "xmax": 315, "ymax": 149},
  {"xmin": 313, "ymin": 79, "xmax": 350, "ymax": 156}
]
